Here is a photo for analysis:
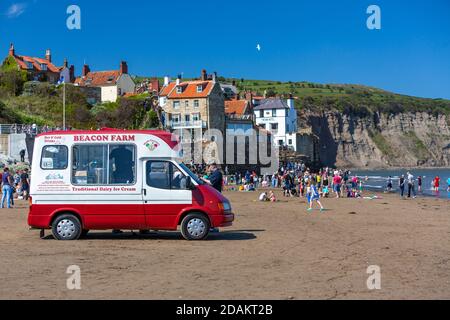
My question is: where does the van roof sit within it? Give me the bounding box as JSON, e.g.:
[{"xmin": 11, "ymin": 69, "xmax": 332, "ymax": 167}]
[{"xmin": 37, "ymin": 128, "xmax": 180, "ymax": 150}]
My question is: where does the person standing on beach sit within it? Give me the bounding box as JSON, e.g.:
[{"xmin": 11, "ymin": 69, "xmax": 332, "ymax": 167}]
[
  {"xmin": 407, "ymin": 172, "xmax": 416, "ymax": 199},
  {"xmin": 433, "ymin": 176, "xmax": 440, "ymax": 193},
  {"xmin": 386, "ymin": 176, "xmax": 393, "ymax": 192},
  {"xmin": 333, "ymin": 173, "xmax": 342, "ymax": 198},
  {"xmin": 307, "ymin": 181, "xmax": 325, "ymax": 212},
  {"xmin": 1, "ymin": 168, "xmax": 14, "ymax": 209},
  {"xmin": 399, "ymin": 175, "xmax": 406, "ymax": 198},
  {"xmin": 417, "ymin": 176, "xmax": 423, "ymax": 193}
]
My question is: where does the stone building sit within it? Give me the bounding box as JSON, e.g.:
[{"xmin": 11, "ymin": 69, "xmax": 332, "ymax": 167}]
[{"xmin": 159, "ymin": 70, "xmax": 225, "ymax": 141}]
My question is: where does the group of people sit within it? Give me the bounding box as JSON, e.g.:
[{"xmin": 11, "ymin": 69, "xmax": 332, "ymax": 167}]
[
  {"xmin": 393, "ymin": 173, "xmax": 450, "ymax": 198},
  {"xmin": 0, "ymin": 167, "xmax": 30, "ymax": 209}
]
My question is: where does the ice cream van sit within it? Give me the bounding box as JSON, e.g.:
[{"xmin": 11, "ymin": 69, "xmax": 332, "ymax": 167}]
[{"xmin": 28, "ymin": 128, "xmax": 234, "ymax": 240}]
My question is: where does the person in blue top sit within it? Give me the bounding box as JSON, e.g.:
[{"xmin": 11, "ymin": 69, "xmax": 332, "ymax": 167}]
[
  {"xmin": 1, "ymin": 167, "xmax": 14, "ymax": 209},
  {"xmin": 307, "ymin": 181, "xmax": 325, "ymax": 212},
  {"xmin": 205, "ymin": 164, "xmax": 223, "ymax": 193},
  {"xmin": 447, "ymin": 177, "xmax": 450, "ymax": 192}
]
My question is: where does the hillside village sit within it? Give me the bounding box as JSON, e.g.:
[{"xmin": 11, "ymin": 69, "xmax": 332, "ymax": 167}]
[{"xmin": 1, "ymin": 44, "xmax": 450, "ymax": 169}]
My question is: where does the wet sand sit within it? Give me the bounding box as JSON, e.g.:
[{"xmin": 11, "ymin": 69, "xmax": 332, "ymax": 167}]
[{"xmin": 0, "ymin": 191, "xmax": 449, "ymax": 300}]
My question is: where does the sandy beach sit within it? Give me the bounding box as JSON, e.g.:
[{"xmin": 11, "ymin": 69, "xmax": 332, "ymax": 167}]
[{"xmin": 0, "ymin": 190, "xmax": 449, "ymax": 300}]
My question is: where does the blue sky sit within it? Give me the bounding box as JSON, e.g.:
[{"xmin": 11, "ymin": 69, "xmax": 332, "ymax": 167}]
[{"xmin": 1, "ymin": 0, "xmax": 449, "ymax": 99}]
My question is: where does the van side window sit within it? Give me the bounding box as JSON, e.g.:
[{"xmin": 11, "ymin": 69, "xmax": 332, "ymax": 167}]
[
  {"xmin": 109, "ymin": 145, "xmax": 136, "ymax": 184},
  {"xmin": 72, "ymin": 145, "xmax": 108, "ymax": 185},
  {"xmin": 72, "ymin": 144, "xmax": 136, "ymax": 185},
  {"xmin": 40, "ymin": 146, "xmax": 68, "ymax": 170},
  {"xmin": 146, "ymin": 161, "xmax": 187, "ymax": 190}
]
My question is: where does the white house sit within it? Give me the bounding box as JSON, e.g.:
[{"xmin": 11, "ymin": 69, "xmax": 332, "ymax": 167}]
[
  {"xmin": 253, "ymin": 97, "xmax": 299, "ymax": 150},
  {"xmin": 74, "ymin": 61, "xmax": 135, "ymax": 103}
]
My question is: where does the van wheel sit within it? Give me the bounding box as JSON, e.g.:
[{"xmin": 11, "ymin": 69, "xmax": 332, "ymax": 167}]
[
  {"xmin": 181, "ymin": 213, "xmax": 210, "ymax": 241},
  {"xmin": 52, "ymin": 214, "xmax": 82, "ymax": 241}
]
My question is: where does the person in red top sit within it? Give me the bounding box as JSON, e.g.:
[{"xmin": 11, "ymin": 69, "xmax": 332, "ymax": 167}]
[
  {"xmin": 434, "ymin": 176, "xmax": 440, "ymax": 192},
  {"xmin": 333, "ymin": 174, "xmax": 342, "ymax": 198}
]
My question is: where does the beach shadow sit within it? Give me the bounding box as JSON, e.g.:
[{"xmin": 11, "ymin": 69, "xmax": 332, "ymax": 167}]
[{"xmin": 41, "ymin": 230, "xmax": 259, "ymax": 241}]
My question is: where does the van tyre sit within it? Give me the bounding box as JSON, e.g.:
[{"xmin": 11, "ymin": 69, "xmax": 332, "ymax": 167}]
[
  {"xmin": 52, "ymin": 214, "xmax": 82, "ymax": 241},
  {"xmin": 181, "ymin": 213, "xmax": 210, "ymax": 241}
]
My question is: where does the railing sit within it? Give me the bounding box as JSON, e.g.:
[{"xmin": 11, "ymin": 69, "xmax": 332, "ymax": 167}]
[
  {"xmin": 167, "ymin": 120, "xmax": 207, "ymax": 129},
  {"xmin": 0, "ymin": 124, "xmax": 61, "ymax": 135},
  {"xmin": 226, "ymin": 114, "xmax": 255, "ymax": 121}
]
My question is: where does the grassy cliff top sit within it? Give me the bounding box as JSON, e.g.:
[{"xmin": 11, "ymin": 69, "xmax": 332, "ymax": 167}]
[{"xmin": 134, "ymin": 75, "xmax": 450, "ymax": 116}]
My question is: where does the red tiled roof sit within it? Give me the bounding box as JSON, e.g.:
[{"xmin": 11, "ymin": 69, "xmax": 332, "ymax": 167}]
[
  {"xmin": 75, "ymin": 70, "xmax": 121, "ymax": 87},
  {"xmin": 225, "ymin": 99, "xmax": 249, "ymax": 115},
  {"xmin": 13, "ymin": 55, "xmax": 60, "ymax": 73},
  {"xmin": 160, "ymin": 80, "xmax": 215, "ymax": 99},
  {"xmin": 159, "ymin": 82, "xmax": 176, "ymax": 97}
]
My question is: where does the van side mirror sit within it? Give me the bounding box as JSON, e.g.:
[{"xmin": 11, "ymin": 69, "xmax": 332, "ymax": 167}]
[{"xmin": 185, "ymin": 176, "xmax": 195, "ymax": 190}]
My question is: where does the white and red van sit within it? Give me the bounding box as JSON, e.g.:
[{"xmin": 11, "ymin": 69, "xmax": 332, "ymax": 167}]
[{"xmin": 28, "ymin": 129, "xmax": 234, "ymax": 240}]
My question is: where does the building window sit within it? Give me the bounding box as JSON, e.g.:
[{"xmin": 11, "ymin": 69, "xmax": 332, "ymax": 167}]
[
  {"xmin": 26, "ymin": 62, "xmax": 33, "ymax": 69},
  {"xmin": 185, "ymin": 114, "xmax": 190, "ymax": 122},
  {"xmin": 288, "ymin": 139, "xmax": 293, "ymax": 145},
  {"xmin": 40, "ymin": 146, "xmax": 68, "ymax": 170},
  {"xmin": 41, "ymin": 64, "xmax": 48, "ymax": 71},
  {"xmin": 192, "ymin": 113, "xmax": 200, "ymax": 121},
  {"xmin": 172, "ymin": 114, "xmax": 181, "ymax": 123},
  {"xmin": 272, "ymin": 109, "xmax": 277, "ymax": 117},
  {"xmin": 173, "ymin": 101, "xmax": 180, "ymax": 109},
  {"xmin": 177, "ymin": 86, "xmax": 183, "ymax": 94},
  {"xmin": 194, "ymin": 100, "xmax": 200, "ymax": 108},
  {"xmin": 271, "ymin": 123, "xmax": 278, "ymax": 131},
  {"xmin": 185, "ymin": 101, "xmax": 189, "ymax": 108},
  {"xmin": 197, "ymin": 85, "xmax": 203, "ymax": 93},
  {"xmin": 278, "ymin": 140, "xmax": 284, "ymax": 146},
  {"xmin": 72, "ymin": 144, "xmax": 136, "ymax": 185},
  {"xmin": 260, "ymin": 110, "xmax": 264, "ymax": 118}
]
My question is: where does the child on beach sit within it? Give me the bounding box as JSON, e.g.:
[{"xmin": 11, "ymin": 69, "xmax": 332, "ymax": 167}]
[
  {"xmin": 307, "ymin": 182, "xmax": 325, "ymax": 212},
  {"xmin": 268, "ymin": 190, "xmax": 277, "ymax": 202},
  {"xmin": 259, "ymin": 192, "xmax": 268, "ymax": 202}
]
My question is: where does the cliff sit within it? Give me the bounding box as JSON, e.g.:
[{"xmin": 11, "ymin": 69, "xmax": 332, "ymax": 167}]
[{"xmin": 300, "ymin": 111, "xmax": 450, "ymax": 169}]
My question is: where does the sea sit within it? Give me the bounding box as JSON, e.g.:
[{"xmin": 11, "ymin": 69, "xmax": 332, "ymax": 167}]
[{"xmin": 352, "ymin": 168, "xmax": 450, "ymax": 199}]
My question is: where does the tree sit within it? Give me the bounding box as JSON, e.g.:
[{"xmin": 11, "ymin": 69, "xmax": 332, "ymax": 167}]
[{"xmin": 0, "ymin": 57, "xmax": 28, "ymax": 96}]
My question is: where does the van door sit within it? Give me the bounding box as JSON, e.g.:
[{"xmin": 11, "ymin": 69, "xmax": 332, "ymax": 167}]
[{"xmin": 142, "ymin": 160, "xmax": 192, "ymax": 230}]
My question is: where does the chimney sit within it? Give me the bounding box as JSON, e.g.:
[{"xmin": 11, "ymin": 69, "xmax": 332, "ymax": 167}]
[
  {"xmin": 9, "ymin": 43, "xmax": 15, "ymax": 56},
  {"xmin": 164, "ymin": 76, "xmax": 170, "ymax": 86},
  {"xmin": 201, "ymin": 69, "xmax": 207, "ymax": 81},
  {"xmin": 176, "ymin": 78, "xmax": 181, "ymax": 86},
  {"xmin": 212, "ymin": 71, "xmax": 217, "ymax": 83},
  {"xmin": 69, "ymin": 65, "xmax": 75, "ymax": 83},
  {"xmin": 151, "ymin": 78, "xmax": 160, "ymax": 92},
  {"xmin": 82, "ymin": 64, "xmax": 90, "ymax": 77},
  {"xmin": 45, "ymin": 49, "xmax": 51, "ymax": 63},
  {"xmin": 63, "ymin": 58, "xmax": 68, "ymax": 68},
  {"xmin": 287, "ymin": 94, "xmax": 295, "ymax": 109},
  {"xmin": 120, "ymin": 61, "xmax": 128, "ymax": 74}
]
